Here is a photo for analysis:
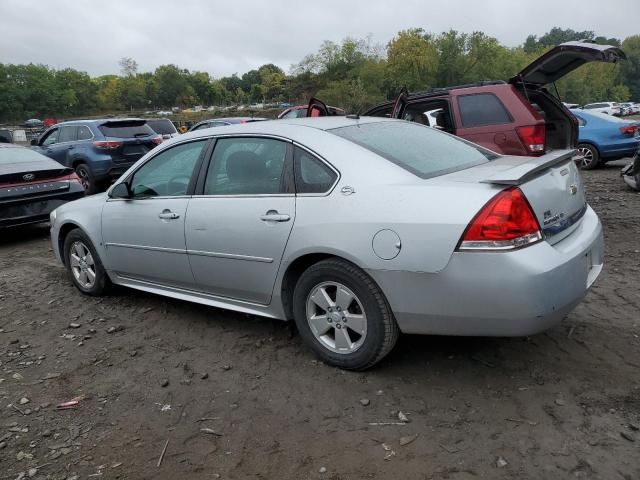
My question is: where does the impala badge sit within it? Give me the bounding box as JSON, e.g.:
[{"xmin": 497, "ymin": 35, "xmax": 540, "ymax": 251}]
[
  {"xmin": 22, "ymin": 173, "xmax": 35, "ymax": 181},
  {"xmin": 569, "ymin": 184, "xmax": 578, "ymax": 195}
]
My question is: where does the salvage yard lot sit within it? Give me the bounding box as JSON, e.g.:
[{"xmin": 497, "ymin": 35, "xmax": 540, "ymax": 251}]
[{"xmin": 1, "ymin": 161, "xmax": 639, "ymax": 479}]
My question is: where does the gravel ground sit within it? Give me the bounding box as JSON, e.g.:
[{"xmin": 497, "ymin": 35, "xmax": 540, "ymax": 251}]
[{"xmin": 0, "ymin": 160, "xmax": 639, "ymax": 480}]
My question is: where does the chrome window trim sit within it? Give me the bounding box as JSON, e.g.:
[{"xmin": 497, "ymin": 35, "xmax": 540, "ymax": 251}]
[
  {"xmin": 52, "ymin": 125, "xmax": 96, "ymax": 146},
  {"xmin": 292, "ymin": 141, "xmax": 341, "ymax": 197},
  {"xmin": 192, "ymin": 194, "xmax": 295, "ymax": 199},
  {"xmin": 106, "ymin": 195, "xmax": 192, "ymax": 202}
]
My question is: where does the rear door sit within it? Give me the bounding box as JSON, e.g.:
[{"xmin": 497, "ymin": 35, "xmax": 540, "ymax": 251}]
[
  {"xmin": 185, "ymin": 136, "xmax": 295, "ymax": 304},
  {"xmin": 47, "ymin": 126, "xmax": 77, "ymax": 167},
  {"xmin": 391, "ymin": 88, "xmax": 409, "ymax": 119},
  {"xmin": 307, "ymin": 97, "xmax": 330, "ymax": 117}
]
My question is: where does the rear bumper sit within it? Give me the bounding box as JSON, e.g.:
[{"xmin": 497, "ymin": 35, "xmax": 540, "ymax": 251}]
[
  {"xmin": 0, "ymin": 186, "xmax": 85, "ymax": 228},
  {"xmin": 367, "ymin": 206, "xmax": 603, "ymax": 336}
]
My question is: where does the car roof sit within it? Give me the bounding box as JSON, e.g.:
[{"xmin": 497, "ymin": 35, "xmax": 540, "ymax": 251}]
[{"xmin": 55, "ymin": 118, "xmax": 145, "ymax": 126}]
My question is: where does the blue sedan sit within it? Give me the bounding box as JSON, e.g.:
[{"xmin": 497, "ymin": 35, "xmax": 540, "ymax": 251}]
[{"xmin": 571, "ymin": 109, "xmax": 640, "ymax": 169}]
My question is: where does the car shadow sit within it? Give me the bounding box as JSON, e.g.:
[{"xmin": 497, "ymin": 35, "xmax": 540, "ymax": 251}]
[{"xmin": 0, "ymin": 223, "xmax": 51, "ymax": 247}]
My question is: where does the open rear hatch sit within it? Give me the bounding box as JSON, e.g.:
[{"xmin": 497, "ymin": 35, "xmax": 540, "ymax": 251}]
[
  {"xmin": 509, "ymin": 41, "xmax": 625, "ymax": 86},
  {"xmin": 480, "ymin": 149, "xmax": 587, "ymax": 244}
]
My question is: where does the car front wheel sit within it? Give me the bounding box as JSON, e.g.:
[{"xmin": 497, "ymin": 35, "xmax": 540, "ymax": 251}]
[
  {"xmin": 577, "ymin": 143, "xmax": 600, "ymax": 170},
  {"xmin": 292, "ymin": 258, "xmax": 399, "ymax": 370},
  {"xmin": 63, "ymin": 229, "xmax": 110, "ymax": 296}
]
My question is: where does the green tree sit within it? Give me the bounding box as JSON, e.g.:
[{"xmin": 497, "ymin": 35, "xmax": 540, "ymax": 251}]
[{"xmin": 386, "ymin": 29, "xmax": 438, "ymax": 92}]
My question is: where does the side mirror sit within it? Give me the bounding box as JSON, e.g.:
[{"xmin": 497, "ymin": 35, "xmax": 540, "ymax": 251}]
[
  {"xmin": 30, "ymin": 139, "xmax": 38, "ymax": 146},
  {"xmin": 109, "ymin": 182, "xmax": 132, "ymax": 199}
]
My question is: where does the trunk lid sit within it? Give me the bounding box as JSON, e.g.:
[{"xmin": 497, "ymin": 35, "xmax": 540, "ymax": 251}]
[
  {"xmin": 450, "ymin": 150, "xmax": 587, "ymax": 245},
  {"xmin": 510, "ymin": 41, "xmax": 625, "ymax": 86}
]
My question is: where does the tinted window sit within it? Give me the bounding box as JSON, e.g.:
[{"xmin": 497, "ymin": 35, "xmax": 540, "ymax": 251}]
[
  {"xmin": 191, "ymin": 122, "xmax": 212, "ymax": 131},
  {"xmin": 584, "ymin": 103, "xmax": 606, "ymax": 109},
  {"xmin": 295, "ymin": 147, "xmax": 337, "ymax": 194},
  {"xmin": 330, "ymin": 121, "xmax": 495, "ymax": 179},
  {"xmin": 98, "ymin": 121, "xmax": 155, "ymax": 138},
  {"xmin": 41, "ymin": 128, "xmax": 59, "ymax": 146},
  {"xmin": 59, "ymin": 126, "xmax": 77, "ymax": 143},
  {"xmin": 147, "ymin": 119, "xmax": 177, "ymax": 135},
  {"xmin": 204, "ymin": 137, "xmax": 288, "ymax": 195},
  {"xmin": 130, "ymin": 140, "xmax": 206, "ymax": 198},
  {"xmin": 458, "ymin": 94, "xmax": 511, "ymax": 128},
  {"xmin": 209, "ymin": 121, "xmax": 230, "ymax": 127},
  {"xmin": 77, "ymin": 126, "xmax": 93, "ymax": 140}
]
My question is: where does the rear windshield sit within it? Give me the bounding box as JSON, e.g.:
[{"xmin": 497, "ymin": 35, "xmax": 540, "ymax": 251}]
[
  {"xmin": 329, "ymin": 121, "xmax": 496, "ymax": 179},
  {"xmin": 146, "ymin": 119, "xmax": 177, "ymax": 135},
  {"xmin": 98, "ymin": 121, "xmax": 155, "ymax": 138}
]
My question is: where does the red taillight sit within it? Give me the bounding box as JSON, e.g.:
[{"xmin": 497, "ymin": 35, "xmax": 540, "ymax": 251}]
[
  {"xmin": 620, "ymin": 125, "xmax": 638, "ymax": 136},
  {"xmin": 94, "ymin": 140, "xmax": 123, "ymax": 149},
  {"xmin": 151, "ymin": 135, "xmax": 163, "ymax": 145},
  {"xmin": 516, "ymin": 125, "xmax": 545, "ymax": 154},
  {"xmin": 458, "ymin": 187, "xmax": 542, "ymax": 251}
]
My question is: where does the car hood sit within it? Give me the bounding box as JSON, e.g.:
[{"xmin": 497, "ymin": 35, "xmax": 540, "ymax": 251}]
[{"xmin": 510, "ymin": 41, "xmax": 626, "ymax": 86}]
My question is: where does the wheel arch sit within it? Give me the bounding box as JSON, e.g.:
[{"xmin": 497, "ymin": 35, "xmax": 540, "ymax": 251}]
[
  {"xmin": 577, "ymin": 140, "xmax": 601, "ymax": 155},
  {"xmin": 279, "ymin": 251, "xmax": 373, "ymax": 321},
  {"xmin": 57, "ymin": 221, "xmax": 89, "ymax": 266}
]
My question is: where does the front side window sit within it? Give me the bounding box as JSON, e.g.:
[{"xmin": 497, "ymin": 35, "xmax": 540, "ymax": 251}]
[
  {"xmin": 204, "ymin": 137, "xmax": 289, "ymax": 195},
  {"xmin": 330, "ymin": 121, "xmax": 495, "ymax": 179},
  {"xmin": 458, "ymin": 94, "xmax": 511, "ymax": 128},
  {"xmin": 130, "ymin": 140, "xmax": 206, "ymax": 198},
  {"xmin": 41, "ymin": 128, "xmax": 59, "ymax": 146},
  {"xmin": 294, "ymin": 147, "xmax": 337, "ymax": 194},
  {"xmin": 59, "ymin": 126, "xmax": 77, "ymax": 143}
]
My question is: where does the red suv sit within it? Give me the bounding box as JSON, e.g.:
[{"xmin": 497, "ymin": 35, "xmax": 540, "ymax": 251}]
[{"xmin": 363, "ymin": 41, "xmax": 625, "ymax": 157}]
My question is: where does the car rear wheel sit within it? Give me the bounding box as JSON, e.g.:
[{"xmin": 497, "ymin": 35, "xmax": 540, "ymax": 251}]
[
  {"xmin": 75, "ymin": 163, "xmax": 97, "ymax": 194},
  {"xmin": 63, "ymin": 229, "xmax": 110, "ymax": 296},
  {"xmin": 577, "ymin": 143, "xmax": 600, "ymax": 170},
  {"xmin": 292, "ymin": 258, "xmax": 399, "ymax": 370}
]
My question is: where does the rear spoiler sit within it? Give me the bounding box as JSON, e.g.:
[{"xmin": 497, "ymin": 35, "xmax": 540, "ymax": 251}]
[{"xmin": 481, "ymin": 149, "xmax": 577, "ymax": 186}]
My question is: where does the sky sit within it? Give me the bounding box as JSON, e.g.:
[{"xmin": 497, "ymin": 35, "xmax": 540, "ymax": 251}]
[{"xmin": 1, "ymin": 0, "xmax": 638, "ymax": 78}]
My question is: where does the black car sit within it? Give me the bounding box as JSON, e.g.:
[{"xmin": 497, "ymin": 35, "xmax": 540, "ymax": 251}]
[{"xmin": 0, "ymin": 144, "xmax": 85, "ymax": 228}]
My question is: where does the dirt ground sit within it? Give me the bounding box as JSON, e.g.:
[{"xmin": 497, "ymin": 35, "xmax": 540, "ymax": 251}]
[{"xmin": 1, "ymin": 160, "xmax": 639, "ymax": 480}]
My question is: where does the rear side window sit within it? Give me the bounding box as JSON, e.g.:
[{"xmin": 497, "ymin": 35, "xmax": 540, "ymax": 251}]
[
  {"xmin": 204, "ymin": 137, "xmax": 289, "ymax": 195},
  {"xmin": 294, "ymin": 147, "xmax": 337, "ymax": 194},
  {"xmin": 330, "ymin": 121, "xmax": 495, "ymax": 179},
  {"xmin": 77, "ymin": 126, "xmax": 93, "ymax": 140},
  {"xmin": 458, "ymin": 94, "xmax": 511, "ymax": 128},
  {"xmin": 98, "ymin": 121, "xmax": 155, "ymax": 138},
  {"xmin": 59, "ymin": 126, "xmax": 77, "ymax": 143}
]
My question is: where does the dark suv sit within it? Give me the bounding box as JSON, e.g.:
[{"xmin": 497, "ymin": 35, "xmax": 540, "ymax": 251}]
[
  {"xmin": 363, "ymin": 41, "xmax": 625, "ymax": 159},
  {"xmin": 32, "ymin": 119, "xmax": 161, "ymax": 193}
]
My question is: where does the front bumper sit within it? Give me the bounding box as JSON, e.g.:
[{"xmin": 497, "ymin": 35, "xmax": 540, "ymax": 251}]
[
  {"xmin": 368, "ymin": 206, "xmax": 603, "ymax": 336},
  {"xmin": 0, "ymin": 186, "xmax": 85, "ymax": 228}
]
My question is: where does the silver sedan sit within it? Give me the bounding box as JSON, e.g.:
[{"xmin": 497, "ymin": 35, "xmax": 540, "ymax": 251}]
[{"xmin": 50, "ymin": 117, "xmax": 603, "ymax": 370}]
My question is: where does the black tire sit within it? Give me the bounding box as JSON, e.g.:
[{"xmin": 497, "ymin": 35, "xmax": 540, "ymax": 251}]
[
  {"xmin": 292, "ymin": 258, "xmax": 399, "ymax": 370},
  {"xmin": 577, "ymin": 143, "xmax": 600, "ymax": 170},
  {"xmin": 63, "ymin": 229, "xmax": 111, "ymax": 296},
  {"xmin": 75, "ymin": 163, "xmax": 98, "ymax": 194}
]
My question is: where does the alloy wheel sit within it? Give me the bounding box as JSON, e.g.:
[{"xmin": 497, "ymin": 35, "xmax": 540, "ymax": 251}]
[
  {"xmin": 306, "ymin": 281, "xmax": 367, "ymax": 354},
  {"xmin": 578, "ymin": 147, "xmax": 594, "ymax": 168},
  {"xmin": 69, "ymin": 241, "xmax": 96, "ymax": 288},
  {"xmin": 76, "ymin": 168, "xmax": 90, "ymax": 191}
]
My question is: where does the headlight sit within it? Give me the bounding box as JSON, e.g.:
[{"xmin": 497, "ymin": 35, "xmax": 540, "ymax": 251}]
[{"xmin": 49, "ymin": 209, "xmax": 57, "ymax": 225}]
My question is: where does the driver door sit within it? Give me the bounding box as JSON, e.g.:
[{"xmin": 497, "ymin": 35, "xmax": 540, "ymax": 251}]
[{"xmin": 101, "ymin": 139, "xmax": 209, "ymax": 288}]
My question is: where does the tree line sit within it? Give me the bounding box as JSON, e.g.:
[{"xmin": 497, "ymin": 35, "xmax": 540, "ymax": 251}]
[{"xmin": 0, "ymin": 27, "xmax": 638, "ymax": 122}]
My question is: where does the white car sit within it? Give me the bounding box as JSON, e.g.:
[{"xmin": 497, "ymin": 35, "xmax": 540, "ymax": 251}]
[{"xmin": 582, "ymin": 102, "xmax": 622, "ymax": 116}]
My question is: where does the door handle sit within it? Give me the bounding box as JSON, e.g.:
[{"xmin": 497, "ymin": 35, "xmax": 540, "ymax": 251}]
[
  {"xmin": 260, "ymin": 211, "xmax": 290, "ymax": 222},
  {"xmin": 158, "ymin": 210, "xmax": 180, "ymax": 220},
  {"xmin": 67, "ymin": 145, "xmax": 74, "ymax": 149}
]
